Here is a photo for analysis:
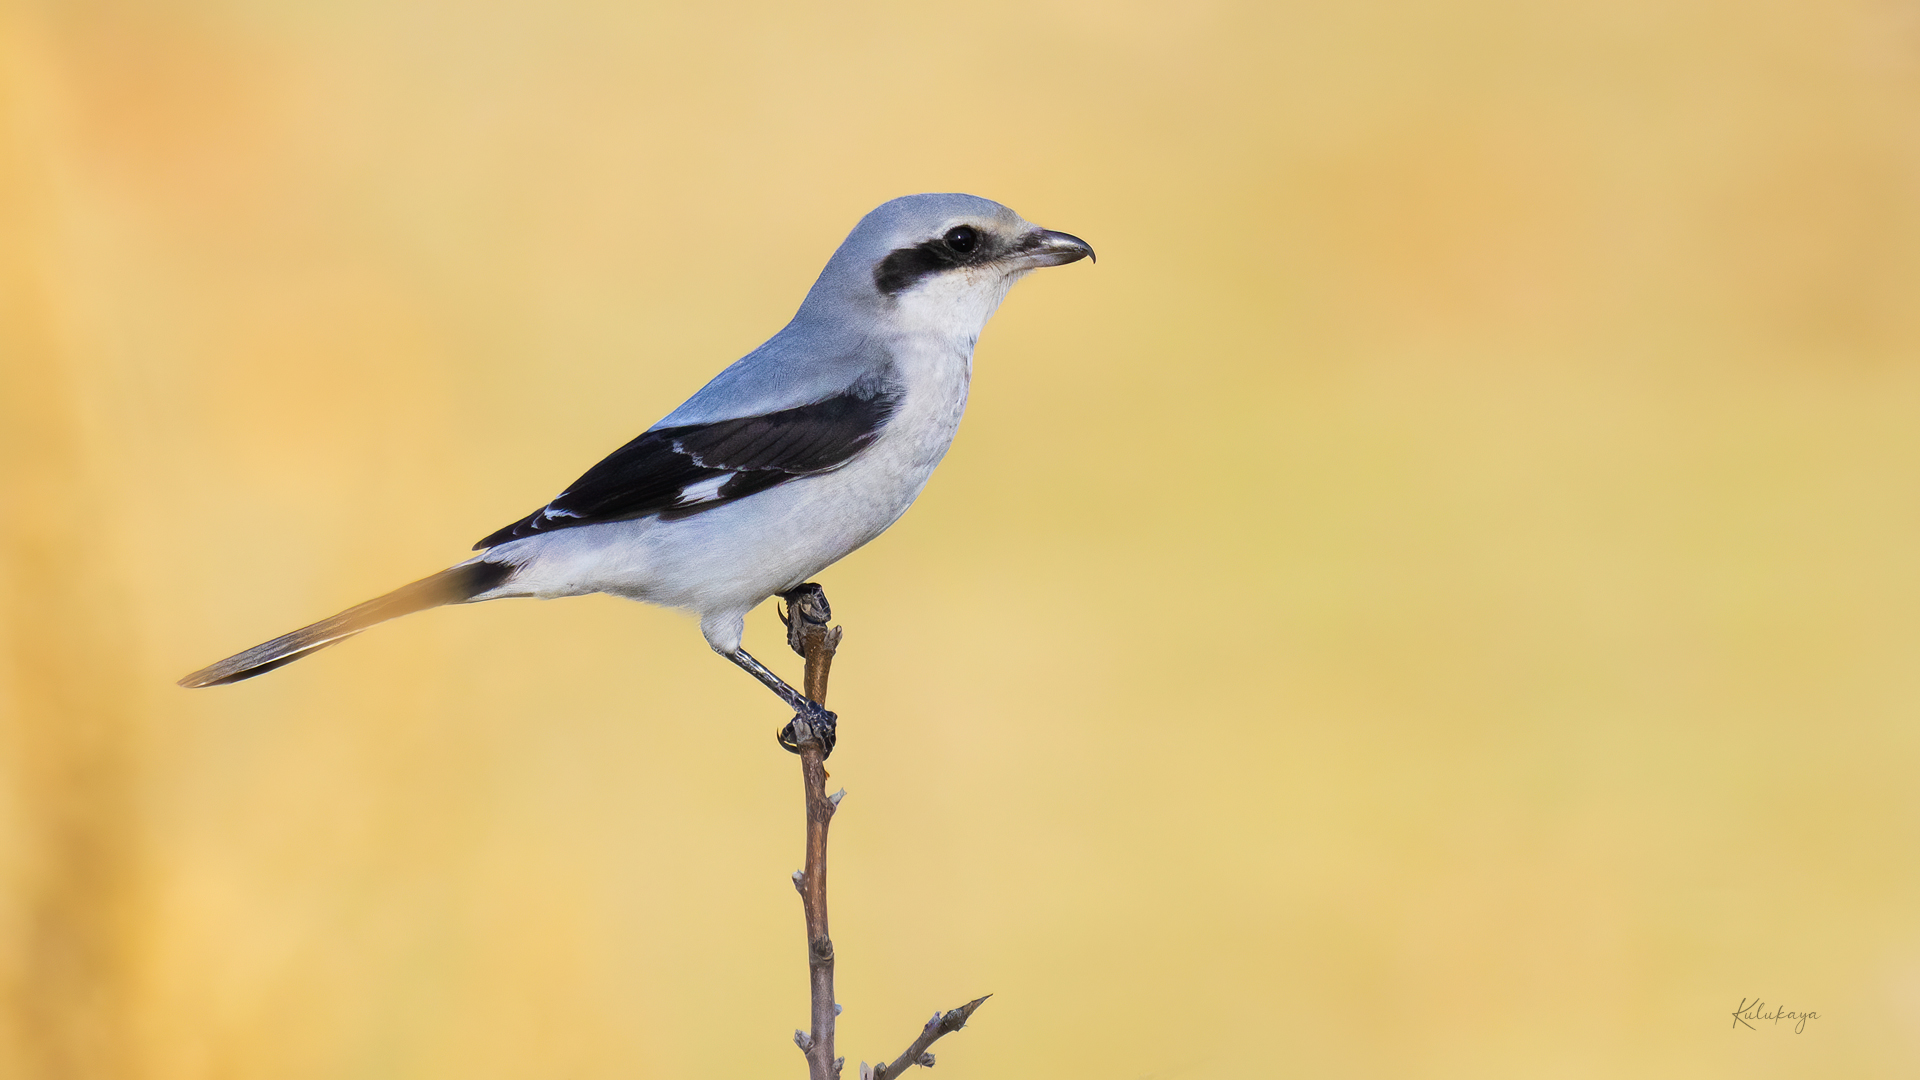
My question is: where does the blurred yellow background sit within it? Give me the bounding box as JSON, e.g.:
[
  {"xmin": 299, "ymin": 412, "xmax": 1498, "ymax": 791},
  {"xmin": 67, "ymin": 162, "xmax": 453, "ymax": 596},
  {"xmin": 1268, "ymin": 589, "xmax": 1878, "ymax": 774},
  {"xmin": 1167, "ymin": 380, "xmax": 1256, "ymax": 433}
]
[{"xmin": 4, "ymin": 0, "xmax": 1919, "ymax": 1076}]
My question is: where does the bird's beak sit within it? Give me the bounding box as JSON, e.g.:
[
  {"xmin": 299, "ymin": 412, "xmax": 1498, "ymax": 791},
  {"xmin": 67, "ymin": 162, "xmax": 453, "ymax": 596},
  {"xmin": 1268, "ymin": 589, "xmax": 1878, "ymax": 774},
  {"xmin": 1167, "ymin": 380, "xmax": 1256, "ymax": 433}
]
[{"xmin": 1008, "ymin": 228, "xmax": 1096, "ymax": 269}]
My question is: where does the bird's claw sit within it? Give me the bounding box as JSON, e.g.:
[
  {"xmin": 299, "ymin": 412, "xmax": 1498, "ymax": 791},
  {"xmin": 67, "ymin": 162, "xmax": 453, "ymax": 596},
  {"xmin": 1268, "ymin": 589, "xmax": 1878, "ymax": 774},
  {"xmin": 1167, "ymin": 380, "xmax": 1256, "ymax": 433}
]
[
  {"xmin": 777, "ymin": 700, "xmax": 838, "ymax": 757},
  {"xmin": 780, "ymin": 582, "xmax": 831, "ymax": 657}
]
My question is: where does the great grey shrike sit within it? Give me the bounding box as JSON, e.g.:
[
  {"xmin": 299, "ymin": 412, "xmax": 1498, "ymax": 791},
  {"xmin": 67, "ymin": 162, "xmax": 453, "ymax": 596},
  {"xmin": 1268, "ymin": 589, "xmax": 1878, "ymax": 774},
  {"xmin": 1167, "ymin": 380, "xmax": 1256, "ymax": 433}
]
[{"xmin": 181, "ymin": 193, "xmax": 1094, "ymax": 745}]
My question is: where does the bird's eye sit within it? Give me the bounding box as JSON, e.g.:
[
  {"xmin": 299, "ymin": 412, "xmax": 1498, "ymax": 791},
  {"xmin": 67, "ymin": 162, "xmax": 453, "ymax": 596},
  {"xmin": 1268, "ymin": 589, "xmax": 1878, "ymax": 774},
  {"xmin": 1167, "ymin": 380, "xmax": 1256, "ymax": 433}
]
[{"xmin": 943, "ymin": 226, "xmax": 978, "ymax": 254}]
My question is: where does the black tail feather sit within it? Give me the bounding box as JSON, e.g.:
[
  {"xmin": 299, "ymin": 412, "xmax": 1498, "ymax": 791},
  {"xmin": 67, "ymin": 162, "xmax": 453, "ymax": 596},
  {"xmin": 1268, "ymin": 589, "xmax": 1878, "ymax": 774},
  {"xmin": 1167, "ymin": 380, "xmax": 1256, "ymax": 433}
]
[{"xmin": 179, "ymin": 561, "xmax": 513, "ymax": 688}]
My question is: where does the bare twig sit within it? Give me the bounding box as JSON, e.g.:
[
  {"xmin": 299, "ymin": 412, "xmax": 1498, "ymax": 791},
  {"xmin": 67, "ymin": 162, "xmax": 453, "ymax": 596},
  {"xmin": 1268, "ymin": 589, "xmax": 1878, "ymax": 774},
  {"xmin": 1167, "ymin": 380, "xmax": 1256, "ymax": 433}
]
[
  {"xmin": 781, "ymin": 583, "xmax": 842, "ymax": 1080},
  {"xmin": 778, "ymin": 583, "xmax": 988, "ymax": 1080},
  {"xmin": 863, "ymin": 996, "xmax": 992, "ymax": 1080}
]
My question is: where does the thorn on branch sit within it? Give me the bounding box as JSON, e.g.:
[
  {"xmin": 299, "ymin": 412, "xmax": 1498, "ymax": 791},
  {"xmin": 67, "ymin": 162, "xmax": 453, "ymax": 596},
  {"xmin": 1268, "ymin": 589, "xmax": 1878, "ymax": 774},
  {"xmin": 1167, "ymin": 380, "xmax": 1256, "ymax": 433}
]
[
  {"xmin": 793, "ymin": 870, "xmax": 806, "ymax": 894},
  {"xmin": 794, "ymin": 1030, "xmax": 814, "ymax": 1052},
  {"xmin": 829, "ymin": 788, "xmax": 846, "ymax": 806}
]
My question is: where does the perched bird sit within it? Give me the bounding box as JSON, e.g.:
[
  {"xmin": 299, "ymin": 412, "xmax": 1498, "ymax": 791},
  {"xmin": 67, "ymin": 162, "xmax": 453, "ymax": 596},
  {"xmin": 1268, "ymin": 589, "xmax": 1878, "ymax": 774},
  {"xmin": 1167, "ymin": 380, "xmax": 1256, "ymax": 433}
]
[{"xmin": 180, "ymin": 193, "xmax": 1093, "ymax": 745}]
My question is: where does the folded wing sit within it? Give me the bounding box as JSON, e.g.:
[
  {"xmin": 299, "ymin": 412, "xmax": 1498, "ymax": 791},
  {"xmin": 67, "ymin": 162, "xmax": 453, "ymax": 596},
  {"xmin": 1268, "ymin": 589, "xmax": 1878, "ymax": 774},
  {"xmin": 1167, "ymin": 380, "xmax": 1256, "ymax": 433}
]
[{"xmin": 476, "ymin": 383, "xmax": 900, "ymax": 549}]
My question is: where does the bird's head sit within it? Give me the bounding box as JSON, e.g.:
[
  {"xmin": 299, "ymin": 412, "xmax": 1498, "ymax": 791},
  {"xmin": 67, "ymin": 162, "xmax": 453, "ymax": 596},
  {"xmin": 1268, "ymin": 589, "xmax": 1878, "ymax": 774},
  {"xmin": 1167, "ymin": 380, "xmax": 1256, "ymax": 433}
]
[{"xmin": 796, "ymin": 193, "xmax": 1094, "ymax": 339}]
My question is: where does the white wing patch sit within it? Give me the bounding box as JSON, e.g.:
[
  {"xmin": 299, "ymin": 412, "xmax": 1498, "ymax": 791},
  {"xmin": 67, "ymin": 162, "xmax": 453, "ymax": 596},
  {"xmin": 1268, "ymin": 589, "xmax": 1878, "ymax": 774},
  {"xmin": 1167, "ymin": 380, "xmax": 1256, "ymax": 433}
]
[{"xmin": 675, "ymin": 474, "xmax": 733, "ymax": 506}]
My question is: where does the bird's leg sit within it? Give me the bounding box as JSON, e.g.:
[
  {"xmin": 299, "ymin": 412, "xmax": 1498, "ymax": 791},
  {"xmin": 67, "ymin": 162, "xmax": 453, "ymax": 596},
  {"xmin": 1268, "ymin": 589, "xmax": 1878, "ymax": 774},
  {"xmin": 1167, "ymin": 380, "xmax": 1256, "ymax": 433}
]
[
  {"xmin": 725, "ymin": 646, "xmax": 812, "ymax": 711},
  {"xmin": 724, "ymin": 646, "xmax": 837, "ymax": 756}
]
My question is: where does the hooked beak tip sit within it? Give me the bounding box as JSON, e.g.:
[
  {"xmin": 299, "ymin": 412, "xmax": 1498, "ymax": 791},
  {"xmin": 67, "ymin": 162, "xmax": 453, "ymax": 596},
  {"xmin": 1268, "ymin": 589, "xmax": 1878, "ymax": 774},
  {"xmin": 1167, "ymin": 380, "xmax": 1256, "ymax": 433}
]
[{"xmin": 1021, "ymin": 228, "xmax": 1095, "ymax": 268}]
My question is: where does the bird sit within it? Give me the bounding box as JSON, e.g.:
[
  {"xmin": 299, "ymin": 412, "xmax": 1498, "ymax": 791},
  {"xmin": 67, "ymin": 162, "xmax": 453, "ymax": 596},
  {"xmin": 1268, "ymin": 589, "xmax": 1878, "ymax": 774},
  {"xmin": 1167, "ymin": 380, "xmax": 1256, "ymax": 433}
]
[{"xmin": 179, "ymin": 193, "xmax": 1094, "ymax": 747}]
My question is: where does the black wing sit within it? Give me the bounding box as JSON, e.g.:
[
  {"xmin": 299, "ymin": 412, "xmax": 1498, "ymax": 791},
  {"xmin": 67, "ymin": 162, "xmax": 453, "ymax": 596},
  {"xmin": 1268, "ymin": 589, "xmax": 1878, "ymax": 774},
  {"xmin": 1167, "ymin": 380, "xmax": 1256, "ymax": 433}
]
[{"xmin": 475, "ymin": 385, "xmax": 900, "ymax": 549}]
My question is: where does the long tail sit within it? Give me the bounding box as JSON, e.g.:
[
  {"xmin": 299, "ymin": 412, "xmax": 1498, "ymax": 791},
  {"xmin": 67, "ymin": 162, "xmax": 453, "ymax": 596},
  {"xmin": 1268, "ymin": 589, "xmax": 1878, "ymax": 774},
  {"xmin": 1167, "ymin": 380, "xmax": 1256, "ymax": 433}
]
[{"xmin": 179, "ymin": 561, "xmax": 515, "ymax": 688}]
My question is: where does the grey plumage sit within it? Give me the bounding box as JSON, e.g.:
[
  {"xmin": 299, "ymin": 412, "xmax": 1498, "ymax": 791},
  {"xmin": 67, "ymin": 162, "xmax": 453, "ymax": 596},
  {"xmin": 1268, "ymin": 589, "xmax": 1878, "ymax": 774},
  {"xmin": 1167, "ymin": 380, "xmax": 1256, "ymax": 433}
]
[
  {"xmin": 656, "ymin": 194, "xmax": 1022, "ymax": 426},
  {"xmin": 180, "ymin": 193, "xmax": 1092, "ymax": 708}
]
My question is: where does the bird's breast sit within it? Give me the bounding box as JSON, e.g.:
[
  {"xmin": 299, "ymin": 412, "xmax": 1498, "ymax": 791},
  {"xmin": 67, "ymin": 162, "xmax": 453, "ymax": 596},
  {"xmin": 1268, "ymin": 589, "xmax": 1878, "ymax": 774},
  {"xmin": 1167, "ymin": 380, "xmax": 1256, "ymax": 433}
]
[{"xmin": 873, "ymin": 336, "xmax": 972, "ymax": 480}]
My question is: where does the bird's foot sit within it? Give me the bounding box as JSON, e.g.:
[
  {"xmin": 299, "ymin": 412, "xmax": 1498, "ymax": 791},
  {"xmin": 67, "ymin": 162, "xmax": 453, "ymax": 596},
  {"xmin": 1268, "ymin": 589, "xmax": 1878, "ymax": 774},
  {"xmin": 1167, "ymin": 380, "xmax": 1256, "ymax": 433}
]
[{"xmin": 777, "ymin": 699, "xmax": 838, "ymax": 758}]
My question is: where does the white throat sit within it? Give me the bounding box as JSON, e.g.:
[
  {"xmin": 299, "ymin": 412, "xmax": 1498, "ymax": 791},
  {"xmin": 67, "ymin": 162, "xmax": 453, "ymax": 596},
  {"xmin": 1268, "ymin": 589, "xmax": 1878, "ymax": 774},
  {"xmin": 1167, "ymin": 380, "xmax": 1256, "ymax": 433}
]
[{"xmin": 887, "ymin": 266, "xmax": 1031, "ymax": 356}]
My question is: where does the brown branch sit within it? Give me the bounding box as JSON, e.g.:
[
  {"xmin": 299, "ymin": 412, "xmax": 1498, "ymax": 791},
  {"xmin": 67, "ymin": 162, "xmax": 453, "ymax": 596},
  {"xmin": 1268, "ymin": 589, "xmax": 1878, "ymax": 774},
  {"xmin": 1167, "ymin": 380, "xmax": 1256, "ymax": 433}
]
[
  {"xmin": 864, "ymin": 996, "xmax": 992, "ymax": 1080},
  {"xmin": 781, "ymin": 583, "xmax": 843, "ymax": 1080},
  {"xmin": 778, "ymin": 583, "xmax": 989, "ymax": 1080}
]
